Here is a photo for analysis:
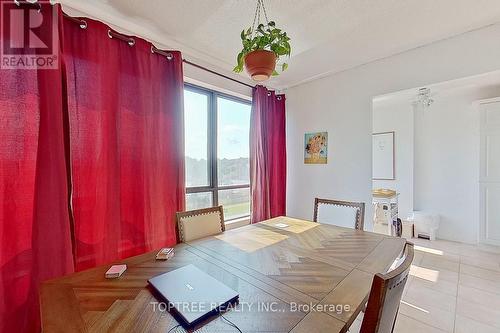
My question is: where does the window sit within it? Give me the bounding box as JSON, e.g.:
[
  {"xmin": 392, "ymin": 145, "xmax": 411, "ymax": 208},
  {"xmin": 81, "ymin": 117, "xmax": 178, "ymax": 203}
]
[{"xmin": 184, "ymin": 85, "xmax": 251, "ymax": 220}]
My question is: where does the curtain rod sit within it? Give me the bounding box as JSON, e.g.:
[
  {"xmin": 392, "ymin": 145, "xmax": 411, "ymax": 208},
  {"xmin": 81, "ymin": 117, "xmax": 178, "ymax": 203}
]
[
  {"xmin": 150, "ymin": 47, "xmax": 254, "ymax": 89},
  {"xmin": 63, "ymin": 13, "xmax": 88, "ymax": 29},
  {"xmin": 24, "ymin": 3, "xmax": 257, "ymax": 90},
  {"xmin": 182, "ymin": 59, "xmax": 255, "ymax": 89},
  {"xmin": 60, "ymin": 12, "xmax": 255, "ymax": 90}
]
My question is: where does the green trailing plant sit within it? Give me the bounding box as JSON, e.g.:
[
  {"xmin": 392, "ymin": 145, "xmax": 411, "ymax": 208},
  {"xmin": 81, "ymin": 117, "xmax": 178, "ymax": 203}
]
[{"xmin": 233, "ymin": 21, "xmax": 291, "ymax": 76}]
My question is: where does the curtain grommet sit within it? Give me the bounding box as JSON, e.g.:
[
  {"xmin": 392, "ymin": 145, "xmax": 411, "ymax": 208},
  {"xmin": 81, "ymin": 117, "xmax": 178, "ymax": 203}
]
[
  {"xmin": 151, "ymin": 46, "xmax": 173, "ymax": 60},
  {"xmin": 108, "ymin": 29, "xmax": 135, "ymax": 46}
]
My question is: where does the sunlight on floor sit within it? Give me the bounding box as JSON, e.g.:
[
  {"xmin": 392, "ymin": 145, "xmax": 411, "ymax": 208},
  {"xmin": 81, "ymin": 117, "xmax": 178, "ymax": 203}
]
[
  {"xmin": 409, "ymin": 264, "xmax": 439, "ymax": 282},
  {"xmin": 414, "ymin": 245, "xmax": 444, "ymax": 256},
  {"xmin": 400, "ymin": 300, "xmax": 429, "ymax": 314},
  {"xmin": 395, "ymin": 238, "xmax": 500, "ymax": 332}
]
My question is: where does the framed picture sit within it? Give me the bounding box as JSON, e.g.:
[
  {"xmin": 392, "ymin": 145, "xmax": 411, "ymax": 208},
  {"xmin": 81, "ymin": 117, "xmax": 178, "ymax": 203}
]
[
  {"xmin": 304, "ymin": 132, "xmax": 328, "ymax": 164},
  {"xmin": 372, "ymin": 131, "xmax": 395, "ymax": 180}
]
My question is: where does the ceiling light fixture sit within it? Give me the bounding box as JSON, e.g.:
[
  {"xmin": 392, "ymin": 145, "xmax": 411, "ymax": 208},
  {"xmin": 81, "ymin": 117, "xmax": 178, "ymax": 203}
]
[{"xmin": 413, "ymin": 87, "xmax": 434, "ymax": 109}]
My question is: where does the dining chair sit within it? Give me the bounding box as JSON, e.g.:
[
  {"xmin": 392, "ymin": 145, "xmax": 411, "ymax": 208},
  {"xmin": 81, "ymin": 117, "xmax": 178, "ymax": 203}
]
[
  {"xmin": 176, "ymin": 206, "xmax": 225, "ymax": 242},
  {"xmin": 357, "ymin": 242, "xmax": 414, "ymax": 333},
  {"xmin": 313, "ymin": 198, "xmax": 365, "ymax": 230}
]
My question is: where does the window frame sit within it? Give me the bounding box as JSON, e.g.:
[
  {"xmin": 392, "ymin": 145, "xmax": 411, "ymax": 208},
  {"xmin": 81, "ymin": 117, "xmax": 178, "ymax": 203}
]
[{"xmin": 184, "ymin": 83, "xmax": 251, "ymax": 221}]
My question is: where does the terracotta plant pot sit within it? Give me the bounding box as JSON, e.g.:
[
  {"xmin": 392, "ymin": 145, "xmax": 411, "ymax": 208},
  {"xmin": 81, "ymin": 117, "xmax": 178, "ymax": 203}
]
[{"xmin": 244, "ymin": 50, "xmax": 277, "ymax": 81}]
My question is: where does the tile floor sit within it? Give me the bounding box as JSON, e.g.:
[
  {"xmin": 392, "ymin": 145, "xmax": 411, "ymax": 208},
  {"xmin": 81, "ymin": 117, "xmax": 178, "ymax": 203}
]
[{"xmin": 350, "ymin": 237, "xmax": 500, "ymax": 333}]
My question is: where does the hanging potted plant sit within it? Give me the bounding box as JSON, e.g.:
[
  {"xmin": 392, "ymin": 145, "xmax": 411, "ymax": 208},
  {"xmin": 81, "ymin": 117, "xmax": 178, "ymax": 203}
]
[{"xmin": 233, "ymin": 1, "xmax": 291, "ymax": 82}]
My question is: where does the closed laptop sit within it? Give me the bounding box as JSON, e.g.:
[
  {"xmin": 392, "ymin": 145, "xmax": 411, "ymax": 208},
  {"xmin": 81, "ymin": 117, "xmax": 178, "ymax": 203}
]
[{"xmin": 148, "ymin": 264, "xmax": 239, "ymax": 326}]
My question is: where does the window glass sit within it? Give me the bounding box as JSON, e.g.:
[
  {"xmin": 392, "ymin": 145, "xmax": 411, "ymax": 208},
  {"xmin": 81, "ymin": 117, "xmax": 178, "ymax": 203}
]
[
  {"xmin": 218, "ymin": 188, "xmax": 250, "ymax": 220},
  {"xmin": 217, "ymin": 97, "xmax": 251, "ymax": 186},
  {"xmin": 184, "ymin": 87, "xmax": 251, "ymax": 220},
  {"xmin": 184, "ymin": 90, "xmax": 209, "ymax": 187},
  {"xmin": 186, "ymin": 192, "xmax": 212, "ymax": 211}
]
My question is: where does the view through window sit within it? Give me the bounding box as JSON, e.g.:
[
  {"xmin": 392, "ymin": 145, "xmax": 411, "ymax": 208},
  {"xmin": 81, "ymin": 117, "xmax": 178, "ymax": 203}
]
[{"xmin": 184, "ymin": 85, "xmax": 251, "ymax": 220}]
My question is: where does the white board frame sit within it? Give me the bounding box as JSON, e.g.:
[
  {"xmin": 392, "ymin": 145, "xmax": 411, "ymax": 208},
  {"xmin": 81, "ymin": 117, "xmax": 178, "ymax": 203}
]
[{"xmin": 372, "ymin": 131, "xmax": 395, "ymax": 180}]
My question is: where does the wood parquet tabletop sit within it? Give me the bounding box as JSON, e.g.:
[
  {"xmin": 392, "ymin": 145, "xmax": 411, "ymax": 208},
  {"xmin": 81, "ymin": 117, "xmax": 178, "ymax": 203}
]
[{"xmin": 40, "ymin": 217, "xmax": 405, "ymax": 333}]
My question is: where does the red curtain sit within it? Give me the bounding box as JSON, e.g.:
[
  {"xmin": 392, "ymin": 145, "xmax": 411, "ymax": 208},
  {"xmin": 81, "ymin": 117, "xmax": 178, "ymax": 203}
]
[
  {"xmin": 1, "ymin": 3, "xmax": 185, "ymax": 331},
  {"xmin": 0, "ymin": 3, "xmax": 74, "ymax": 333},
  {"xmin": 250, "ymin": 85, "xmax": 286, "ymax": 223},
  {"xmin": 62, "ymin": 18, "xmax": 185, "ymax": 270}
]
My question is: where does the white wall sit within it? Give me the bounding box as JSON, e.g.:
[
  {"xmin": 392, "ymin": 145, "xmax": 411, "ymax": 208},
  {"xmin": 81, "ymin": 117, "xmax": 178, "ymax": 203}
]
[
  {"xmin": 413, "ymin": 85, "xmax": 500, "ymax": 243},
  {"xmin": 372, "ymin": 100, "xmax": 414, "ymax": 219},
  {"xmin": 372, "ymin": 83, "xmax": 500, "ymax": 243},
  {"xmin": 285, "ymin": 23, "xmax": 500, "ymax": 234}
]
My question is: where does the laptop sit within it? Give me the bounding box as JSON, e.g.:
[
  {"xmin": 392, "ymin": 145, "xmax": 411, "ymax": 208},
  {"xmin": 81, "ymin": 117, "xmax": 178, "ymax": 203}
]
[{"xmin": 148, "ymin": 264, "xmax": 239, "ymax": 327}]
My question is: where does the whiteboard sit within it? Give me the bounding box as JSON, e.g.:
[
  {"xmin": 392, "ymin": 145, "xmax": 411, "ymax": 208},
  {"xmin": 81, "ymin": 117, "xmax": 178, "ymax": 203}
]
[{"xmin": 372, "ymin": 132, "xmax": 395, "ymax": 180}]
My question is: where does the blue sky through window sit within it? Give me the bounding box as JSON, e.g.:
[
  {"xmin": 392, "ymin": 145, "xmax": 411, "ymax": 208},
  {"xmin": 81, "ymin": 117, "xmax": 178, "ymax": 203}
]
[
  {"xmin": 184, "ymin": 90, "xmax": 250, "ymax": 160},
  {"xmin": 217, "ymin": 97, "xmax": 251, "ymax": 160}
]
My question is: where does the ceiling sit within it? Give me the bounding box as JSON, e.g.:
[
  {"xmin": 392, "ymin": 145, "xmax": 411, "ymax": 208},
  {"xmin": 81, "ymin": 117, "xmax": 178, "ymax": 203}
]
[
  {"xmin": 373, "ymin": 69, "xmax": 500, "ymax": 105},
  {"xmin": 58, "ymin": 0, "xmax": 500, "ymax": 89}
]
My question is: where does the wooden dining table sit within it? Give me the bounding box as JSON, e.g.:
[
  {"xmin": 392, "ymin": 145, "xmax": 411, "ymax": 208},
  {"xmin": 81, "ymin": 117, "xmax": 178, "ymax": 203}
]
[{"xmin": 40, "ymin": 216, "xmax": 406, "ymax": 333}]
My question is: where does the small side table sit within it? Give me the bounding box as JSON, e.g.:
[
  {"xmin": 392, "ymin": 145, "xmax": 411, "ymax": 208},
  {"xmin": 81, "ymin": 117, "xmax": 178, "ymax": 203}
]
[{"xmin": 372, "ymin": 189, "xmax": 399, "ymax": 236}]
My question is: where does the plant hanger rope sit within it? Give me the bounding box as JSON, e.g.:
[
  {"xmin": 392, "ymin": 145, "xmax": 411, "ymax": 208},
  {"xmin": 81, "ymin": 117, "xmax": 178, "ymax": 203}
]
[{"xmin": 251, "ymin": 0, "xmax": 270, "ymax": 39}]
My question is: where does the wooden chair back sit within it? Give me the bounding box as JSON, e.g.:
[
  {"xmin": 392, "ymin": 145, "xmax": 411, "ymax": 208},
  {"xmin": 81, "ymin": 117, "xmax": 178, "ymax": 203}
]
[
  {"xmin": 176, "ymin": 206, "xmax": 225, "ymax": 242},
  {"xmin": 313, "ymin": 198, "xmax": 365, "ymax": 230},
  {"xmin": 359, "ymin": 242, "xmax": 414, "ymax": 333}
]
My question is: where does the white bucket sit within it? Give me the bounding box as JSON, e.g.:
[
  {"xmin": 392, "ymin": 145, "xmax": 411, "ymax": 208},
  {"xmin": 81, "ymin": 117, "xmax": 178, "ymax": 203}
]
[{"xmin": 407, "ymin": 211, "xmax": 440, "ymax": 241}]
